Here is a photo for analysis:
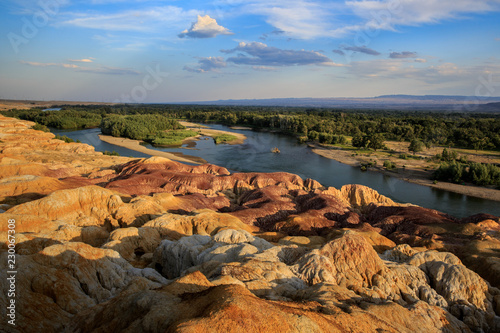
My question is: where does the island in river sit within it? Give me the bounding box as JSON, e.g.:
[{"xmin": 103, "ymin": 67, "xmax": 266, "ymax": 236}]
[{"xmin": 98, "ymin": 121, "xmax": 247, "ymax": 165}]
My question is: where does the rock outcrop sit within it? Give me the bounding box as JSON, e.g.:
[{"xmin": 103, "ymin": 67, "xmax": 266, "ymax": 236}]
[{"xmin": 1, "ymin": 114, "xmax": 499, "ymax": 332}]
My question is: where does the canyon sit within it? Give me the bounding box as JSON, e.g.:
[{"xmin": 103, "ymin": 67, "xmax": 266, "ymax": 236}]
[{"xmin": 1, "ymin": 114, "xmax": 500, "ymax": 332}]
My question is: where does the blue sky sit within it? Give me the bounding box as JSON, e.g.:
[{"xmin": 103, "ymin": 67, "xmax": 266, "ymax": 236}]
[{"xmin": 1, "ymin": 0, "xmax": 499, "ymax": 102}]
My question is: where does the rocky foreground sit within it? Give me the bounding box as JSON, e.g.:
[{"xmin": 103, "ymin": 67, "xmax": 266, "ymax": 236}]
[{"xmin": 1, "ymin": 115, "xmax": 500, "ymax": 332}]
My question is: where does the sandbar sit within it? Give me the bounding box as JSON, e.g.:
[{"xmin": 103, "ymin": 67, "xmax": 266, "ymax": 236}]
[
  {"xmin": 179, "ymin": 121, "xmax": 247, "ymax": 145},
  {"xmin": 312, "ymin": 144, "xmax": 500, "ymax": 202},
  {"xmin": 98, "ymin": 135, "xmax": 206, "ymax": 164}
]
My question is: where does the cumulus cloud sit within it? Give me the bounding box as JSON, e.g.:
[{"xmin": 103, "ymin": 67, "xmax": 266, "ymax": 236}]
[
  {"xmin": 222, "ymin": 42, "xmax": 343, "ymax": 67},
  {"xmin": 342, "ymin": 45, "xmax": 380, "ymax": 56},
  {"xmin": 333, "ymin": 49, "xmax": 346, "ymax": 56},
  {"xmin": 389, "ymin": 51, "xmax": 418, "ymax": 59},
  {"xmin": 19, "ymin": 60, "xmax": 140, "ymax": 75},
  {"xmin": 178, "ymin": 15, "xmax": 233, "ymax": 38},
  {"xmin": 183, "ymin": 57, "xmax": 227, "ymax": 73}
]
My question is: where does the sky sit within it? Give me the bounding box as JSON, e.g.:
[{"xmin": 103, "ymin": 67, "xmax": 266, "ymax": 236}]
[{"xmin": 0, "ymin": 0, "xmax": 499, "ymax": 103}]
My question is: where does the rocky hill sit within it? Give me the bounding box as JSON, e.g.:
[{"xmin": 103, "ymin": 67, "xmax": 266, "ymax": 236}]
[{"xmin": 1, "ymin": 115, "xmax": 499, "ymax": 332}]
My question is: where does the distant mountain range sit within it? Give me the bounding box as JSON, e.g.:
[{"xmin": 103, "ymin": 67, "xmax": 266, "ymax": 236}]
[{"xmin": 187, "ymin": 95, "xmax": 500, "ymax": 111}]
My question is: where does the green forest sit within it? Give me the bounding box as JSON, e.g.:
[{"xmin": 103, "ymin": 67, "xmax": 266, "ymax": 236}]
[
  {"xmin": 4, "ymin": 104, "xmax": 500, "ymax": 151},
  {"xmin": 3, "ymin": 104, "xmax": 500, "ymax": 187}
]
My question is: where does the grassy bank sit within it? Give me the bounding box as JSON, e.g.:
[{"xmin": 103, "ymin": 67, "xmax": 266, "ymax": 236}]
[{"xmin": 148, "ymin": 129, "xmax": 199, "ymax": 146}]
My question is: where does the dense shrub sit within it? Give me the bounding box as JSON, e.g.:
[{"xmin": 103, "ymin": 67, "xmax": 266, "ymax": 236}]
[{"xmin": 432, "ymin": 161, "xmax": 500, "ymax": 186}]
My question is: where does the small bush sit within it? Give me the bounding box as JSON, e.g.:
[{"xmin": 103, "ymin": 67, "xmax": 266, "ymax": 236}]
[
  {"xmin": 32, "ymin": 123, "xmax": 50, "ymax": 132},
  {"xmin": 54, "ymin": 134, "xmax": 74, "ymax": 143},
  {"xmin": 383, "ymin": 160, "xmax": 396, "ymax": 170},
  {"xmin": 103, "ymin": 151, "xmax": 120, "ymax": 156}
]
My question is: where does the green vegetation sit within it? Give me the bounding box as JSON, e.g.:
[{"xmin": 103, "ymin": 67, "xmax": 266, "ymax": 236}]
[
  {"xmin": 435, "ymin": 148, "xmax": 459, "ymax": 162},
  {"xmin": 431, "ymin": 148, "xmax": 500, "ymax": 187},
  {"xmin": 213, "ymin": 133, "xmax": 238, "ymax": 144},
  {"xmin": 32, "ymin": 123, "xmax": 50, "ymax": 132},
  {"xmin": 432, "ymin": 161, "xmax": 500, "ymax": 187},
  {"xmin": 3, "ymin": 104, "xmax": 500, "ymax": 189},
  {"xmin": 308, "ymin": 131, "xmax": 347, "ymax": 145},
  {"xmin": 351, "ymin": 133, "xmax": 385, "ymax": 151},
  {"xmin": 54, "ymin": 135, "xmax": 75, "ymax": 143},
  {"xmin": 360, "ymin": 160, "xmax": 377, "ymax": 171},
  {"xmin": 383, "ymin": 160, "xmax": 397, "ymax": 170},
  {"xmin": 4, "ymin": 104, "xmax": 500, "ymax": 152},
  {"xmin": 149, "ymin": 130, "xmax": 199, "ymax": 146},
  {"xmin": 5, "ymin": 109, "xmax": 102, "ymax": 129},
  {"xmin": 100, "ymin": 114, "xmax": 184, "ymax": 141},
  {"xmin": 103, "ymin": 150, "xmax": 120, "ymax": 156},
  {"xmin": 408, "ymin": 139, "xmax": 424, "ymax": 155}
]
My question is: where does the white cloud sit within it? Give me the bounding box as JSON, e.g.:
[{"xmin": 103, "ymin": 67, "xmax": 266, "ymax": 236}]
[
  {"xmin": 69, "ymin": 58, "xmax": 94, "ymax": 63},
  {"xmin": 61, "ymin": 6, "xmax": 198, "ymax": 32},
  {"xmin": 346, "ymin": 0, "xmax": 500, "ymax": 30},
  {"xmin": 223, "ymin": 0, "xmax": 500, "ymax": 39},
  {"xmin": 222, "ymin": 42, "xmax": 343, "ymax": 67},
  {"xmin": 226, "ymin": 0, "xmax": 353, "ymax": 39},
  {"xmin": 19, "ymin": 61, "xmax": 80, "ymax": 68},
  {"xmin": 251, "ymin": 66, "xmax": 279, "ymax": 71},
  {"xmin": 183, "ymin": 57, "xmax": 227, "ymax": 73},
  {"xmin": 19, "ymin": 60, "xmax": 140, "ymax": 75},
  {"xmin": 346, "ymin": 58, "xmax": 500, "ymax": 85},
  {"xmin": 178, "ymin": 15, "xmax": 233, "ymax": 38}
]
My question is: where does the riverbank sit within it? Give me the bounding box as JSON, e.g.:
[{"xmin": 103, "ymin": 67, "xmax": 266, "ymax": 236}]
[
  {"xmin": 98, "ymin": 135, "xmax": 206, "ymax": 164},
  {"xmin": 179, "ymin": 121, "xmax": 247, "ymax": 145},
  {"xmin": 312, "ymin": 144, "xmax": 500, "ymax": 202}
]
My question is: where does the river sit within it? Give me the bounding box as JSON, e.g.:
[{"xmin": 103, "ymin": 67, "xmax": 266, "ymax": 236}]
[{"xmin": 52, "ymin": 125, "xmax": 500, "ymax": 218}]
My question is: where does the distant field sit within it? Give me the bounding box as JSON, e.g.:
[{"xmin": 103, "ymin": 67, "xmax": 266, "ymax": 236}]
[{"xmin": 0, "ymin": 99, "xmax": 114, "ymax": 111}]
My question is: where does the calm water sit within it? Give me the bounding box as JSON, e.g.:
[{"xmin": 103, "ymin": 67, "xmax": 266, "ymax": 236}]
[{"xmin": 53, "ymin": 125, "xmax": 500, "ymax": 218}]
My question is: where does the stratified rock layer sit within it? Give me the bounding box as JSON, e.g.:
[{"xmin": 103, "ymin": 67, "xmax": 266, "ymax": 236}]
[{"xmin": 1, "ymin": 114, "xmax": 499, "ymax": 332}]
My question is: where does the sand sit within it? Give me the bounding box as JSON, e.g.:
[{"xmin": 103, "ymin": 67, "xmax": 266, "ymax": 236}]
[
  {"xmin": 312, "ymin": 144, "xmax": 500, "ymax": 202},
  {"xmin": 98, "ymin": 135, "xmax": 206, "ymax": 164},
  {"xmin": 230, "ymin": 126, "xmax": 253, "ymax": 130}
]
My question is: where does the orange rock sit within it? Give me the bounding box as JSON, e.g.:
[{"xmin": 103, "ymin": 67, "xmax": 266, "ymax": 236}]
[{"xmin": 5, "ymin": 185, "xmax": 124, "ymax": 226}]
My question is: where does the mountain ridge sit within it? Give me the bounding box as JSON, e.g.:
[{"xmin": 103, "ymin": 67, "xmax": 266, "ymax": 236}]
[{"xmin": 184, "ymin": 95, "xmax": 500, "ymax": 110}]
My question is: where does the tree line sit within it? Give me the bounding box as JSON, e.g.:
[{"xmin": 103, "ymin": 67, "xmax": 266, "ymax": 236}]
[{"xmin": 3, "ymin": 104, "xmax": 500, "ymax": 151}]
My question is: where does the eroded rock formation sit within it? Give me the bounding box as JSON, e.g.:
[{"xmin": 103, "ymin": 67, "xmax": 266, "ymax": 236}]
[{"xmin": 1, "ymin": 115, "xmax": 499, "ymax": 332}]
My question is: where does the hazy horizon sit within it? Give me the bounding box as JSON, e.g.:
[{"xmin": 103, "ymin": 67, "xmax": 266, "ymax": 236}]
[{"xmin": 1, "ymin": 0, "xmax": 499, "ymax": 103}]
